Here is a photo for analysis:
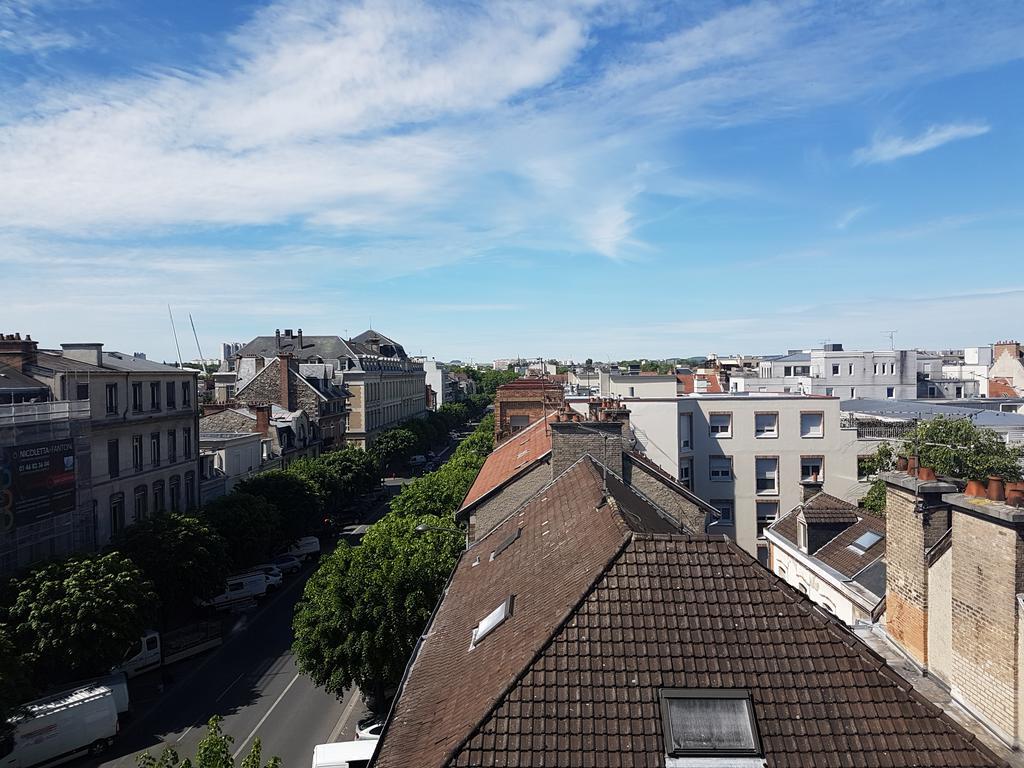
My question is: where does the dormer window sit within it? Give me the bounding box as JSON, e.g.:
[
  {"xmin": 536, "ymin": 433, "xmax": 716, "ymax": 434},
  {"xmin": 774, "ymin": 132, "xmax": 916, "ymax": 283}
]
[
  {"xmin": 797, "ymin": 518, "xmax": 808, "ymax": 551},
  {"xmin": 470, "ymin": 596, "xmax": 513, "ymax": 649},
  {"xmin": 660, "ymin": 689, "xmax": 761, "ymax": 759}
]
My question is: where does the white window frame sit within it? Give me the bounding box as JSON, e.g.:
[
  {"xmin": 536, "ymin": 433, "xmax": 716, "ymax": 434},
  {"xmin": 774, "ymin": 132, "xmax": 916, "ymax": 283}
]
[
  {"xmin": 709, "ymin": 455, "xmax": 732, "ymax": 482},
  {"xmin": 800, "ymin": 455, "xmax": 824, "ymax": 482},
  {"xmin": 755, "ymin": 457, "xmax": 779, "ymax": 496},
  {"xmin": 711, "ymin": 500, "xmax": 734, "ymax": 523},
  {"xmin": 709, "ymin": 412, "xmax": 732, "ymax": 438},
  {"xmin": 800, "ymin": 411, "xmax": 824, "ymax": 438},
  {"xmin": 831, "ymin": 364, "xmax": 840, "ymax": 376},
  {"xmin": 754, "ymin": 412, "xmax": 778, "ymax": 439}
]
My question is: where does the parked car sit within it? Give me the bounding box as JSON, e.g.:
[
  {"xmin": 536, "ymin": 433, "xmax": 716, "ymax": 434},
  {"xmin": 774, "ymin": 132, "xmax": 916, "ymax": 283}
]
[
  {"xmin": 114, "ymin": 622, "xmax": 223, "ymax": 678},
  {"xmin": 272, "ymin": 554, "xmax": 303, "ymax": 574},
  {"xmin": 0, "ymin": 685, "xmax": 118, "ymax": 768},
  {"xmin": 241, "ymin": 565, "xmax": 283, "ymax": 590},
  {"xmin": 354, "ymin": 718, "xmax": 383, "ymax": 741},
  {"xmin": 198, "ymin": 574, "xmax": 267, "ymax": 611},
  {"xmin": 283, "ymin": 536, "xmax": 321, "ymax": 562},
  {"xmin": 408, "ymin": 455, "xmax": 427, "ymax": 468},
  {"xmin": 310, "ymin": 740, "xmax": 376, "ymax": 768}
]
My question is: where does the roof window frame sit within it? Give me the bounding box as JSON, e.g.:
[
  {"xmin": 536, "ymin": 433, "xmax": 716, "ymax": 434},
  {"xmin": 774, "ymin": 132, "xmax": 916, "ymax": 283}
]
[{"xmin": 659, "ymin": 688, "xmax": 762, "ymax": 758}]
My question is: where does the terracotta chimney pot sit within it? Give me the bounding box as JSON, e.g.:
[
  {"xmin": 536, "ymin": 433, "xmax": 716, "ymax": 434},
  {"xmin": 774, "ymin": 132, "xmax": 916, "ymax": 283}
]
[
  {"xmin": 917, "ymin": 466, "xmax": 936, "ymax": 482},
  {"xmin": 965, "ymin": 479, "xmax": 987, "ymax": 498},
  {"xmin": 988, "ymin": 476, "xmax": 1006, "ymax": 502}
]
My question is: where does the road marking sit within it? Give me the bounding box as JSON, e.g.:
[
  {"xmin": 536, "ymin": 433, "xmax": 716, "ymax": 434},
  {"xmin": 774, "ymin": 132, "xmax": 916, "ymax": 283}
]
[
  {"xmin": 216, "ymin": 671, "xmax": 246, "ymax": 702},
  {"xmin": 328, "ymin": 690, "xmax": 361, "ymax": 743},
  {"xmin": 232, "ymin": 672, "xmax": 301, "ymax": 759},
  {"xmin": 176, "ymin": 725, "xmax": 194, "ymax": 743}
]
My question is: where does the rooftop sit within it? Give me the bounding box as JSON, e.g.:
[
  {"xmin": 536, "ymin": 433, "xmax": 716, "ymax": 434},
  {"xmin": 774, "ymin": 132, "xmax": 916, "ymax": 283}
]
[
  {"xmin": 842, "ymin": 398, "xmax": 1024, "ymax": 428},
  {"xmin": 374, "ymin": 460, "xmax": 1001, "ymax": 768}
]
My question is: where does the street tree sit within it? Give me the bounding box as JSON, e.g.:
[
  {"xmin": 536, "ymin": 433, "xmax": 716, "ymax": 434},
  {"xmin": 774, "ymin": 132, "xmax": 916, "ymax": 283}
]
[
  {"xmin": 478, "ymin": 369, "xmax": 518, "ymax": 397},
  {"xmin": 6, "ymin": 552, "xmax": 156, "ymax": 686},
  {"xmin": 201, "ymin": 493, "xmax": 282, "ymax": 569},
  {"xmin": 293, "ymin": 512, "xmax": 463, "ymax": 710},
  {"xmin": 116, "ymin": 512, "xmax": 229, "ymax": 624},
  {"xmin": 236, "ymin": 471, "xmax": 321, "ymax": 543},
  {"xmin": 136, "ymin": 716, "xmax": 280, "ymax": 768},
  {"xmin": 369, "ymin": 428, "xmax": 418, "ymax": 470}
]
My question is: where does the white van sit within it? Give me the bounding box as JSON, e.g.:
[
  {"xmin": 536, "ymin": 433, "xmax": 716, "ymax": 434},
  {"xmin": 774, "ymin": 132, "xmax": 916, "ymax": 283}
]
[
  {"xmin": 310, "ymin": 740, "xmax": 376, "ymax": 768},
  {"xmin": 0, "ymin": 685, "xmax": 118, "ymax": 768},
  {"xmin": 285, "ymin": 536, "xmax": 321, "ymax": 562},
  {"xmin": 199, "ymin": 574, "xmax": 267, "ymax": 610}
]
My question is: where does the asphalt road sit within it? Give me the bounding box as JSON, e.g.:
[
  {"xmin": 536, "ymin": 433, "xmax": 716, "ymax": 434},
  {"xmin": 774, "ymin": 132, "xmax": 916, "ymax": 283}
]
[{"xmin": 87, "ymin": 563, "xmax": 360, "ymax": 768}]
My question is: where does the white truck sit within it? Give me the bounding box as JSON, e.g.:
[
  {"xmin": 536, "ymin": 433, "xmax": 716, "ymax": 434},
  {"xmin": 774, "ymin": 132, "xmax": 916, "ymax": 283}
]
[
  {"xmin": 284, "ymin": 536, "xmax": 321, "ymax": 562},
  {"xmin": 115, "ymin": 621, "xmax": 224, "ymax": 678},
  {"xmin": 198, "ymin": 573, "xmax": 267, "ymax": 611},
  {"xmin": 0, "ymin": 685, "xmax": 118, "ymax": 768},
  {"xmin": 310, "ymin": 740, "xmax": 376, "ymax": 768}
]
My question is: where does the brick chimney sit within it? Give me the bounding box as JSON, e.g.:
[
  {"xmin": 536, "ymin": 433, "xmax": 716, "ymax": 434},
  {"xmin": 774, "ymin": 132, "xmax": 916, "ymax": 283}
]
[
  {"xmin": 994, "ymin": 340, "xmax": 1022, "ymax": 363},
  {"xmin": 0, "ymin": 333, "xmax": 38, "ymax": 371},
  {"xmin": 801, "ymin": 479, "xmax": 823, "ymax": 502},
  {"xmin": 253, "ymin": 404, "xmax": 272, "ymax": 436},
  {"xmin": 882, "ymin": 471, "xmax": 956, "ymax": 668},
  {"xmin": 550, "ymin": 404, "xmax": 628, "ymax": 478},
  {"xmin": 278, "ymin": 354, "xmax": 292, "ymax": 411}
]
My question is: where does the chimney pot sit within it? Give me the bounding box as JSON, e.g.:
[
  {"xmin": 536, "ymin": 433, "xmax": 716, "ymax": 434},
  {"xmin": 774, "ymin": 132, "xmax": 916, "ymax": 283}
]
[
  {"xmin": 987, "ymin": 476, "xmax": 1006, "ymax": 502},
  {"xmin": 917, "ymin": 466, "xmax": 937, "ymax": 482}
]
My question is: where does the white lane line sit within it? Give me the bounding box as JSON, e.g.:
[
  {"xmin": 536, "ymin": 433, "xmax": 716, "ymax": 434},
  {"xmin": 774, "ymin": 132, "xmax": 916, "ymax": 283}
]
[
  {"xmin": 232, "ymin": 672, "xmax": 301, "ymax": 759},
  {"xmin": 176, "ymin": 725, "xmax": 194, "ymax": 743},
  {"xmin": 216, "ymin": 671, "xmax": 246, "ymax": 702},
  {"xmin": 328, "ymin": 690, "xmax": 361, "ymax": 743}
]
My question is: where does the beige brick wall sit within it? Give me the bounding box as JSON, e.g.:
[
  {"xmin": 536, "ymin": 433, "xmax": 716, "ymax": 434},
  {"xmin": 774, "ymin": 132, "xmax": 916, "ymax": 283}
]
[
  {"xmin": 927, "ymin": 546, "xmax": 952, "ymax": 685},
  {"xmin": 951, "ymin": 511, "xmax": 1022, "ymax": 741},
  {"xmin": 885, "ymin": 483, "xmax": 930, "ymax": 665}
]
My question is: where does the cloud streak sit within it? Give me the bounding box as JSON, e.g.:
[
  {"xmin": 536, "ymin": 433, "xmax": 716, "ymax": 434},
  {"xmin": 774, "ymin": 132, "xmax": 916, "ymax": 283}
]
[{"xmin": 853, "ymin": 122, "xmax": 991, "ymax": 165}]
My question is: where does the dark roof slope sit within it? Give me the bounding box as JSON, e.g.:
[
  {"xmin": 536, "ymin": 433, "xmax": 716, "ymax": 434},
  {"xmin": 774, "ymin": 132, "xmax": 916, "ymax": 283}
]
[
  {"xmin": 236, "ymin": 335, "xmax": 358, "ymax": 361},
  {"xmin": 0, "ymin": 362, "xmax": 49, "ymax": 391},
  {"xmin": 813, "ymin": 513, "xmax": 886, "ymax": 578},
  {"xmin": 800, "ymin": 492, "xmax": 859, "ymax": 524},
  {"xmin": 375, "ymin": 466, "xmax": 1001, "ymax": 768}
]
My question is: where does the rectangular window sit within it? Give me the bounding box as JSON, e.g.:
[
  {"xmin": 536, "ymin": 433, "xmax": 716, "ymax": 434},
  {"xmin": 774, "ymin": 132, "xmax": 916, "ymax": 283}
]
[
  {"xmin": 850, "ymin": 387, "xmax": 857, "ymax": 398},
  {"xmin": 660, "ymin": 689, "xmax": 761, "ymax": 758},
  {"xmin": 110, "ymin": 493, "xmax": 125, "ymax": 536},
  {"xmin": 134, "ymin": 485, "xmax": 148, "ymax": 521},
  {"xmin": 783, "ymin": 366, "xmax": 792, "ymax": 377},
  {"xmin": 153, "ymin": 481, "xmax": 165, "ymax": 514},
  {"xmin": 166, "ymin": 381, "xmax": 176, "ymax": 409},
  {"xmin": 886, "ymin": 387, "xmax": 895, "ymax": 398},
  {"xmin": 76, "ymin": 383, "xmax": 89, "ymax": 401},
  {"xmin": 132, "ymin": 435, "xmax": 144, "ymax": 471},
  {"xmin": 167, "ymin": 430, "xmax": 177, "ymax": 463},
  {"xmin": 889, "ymin": 363, "xmax": 895, "ymax": 375},
  {"xmin": 709, "ymin": 456, "xmax": 732, "ymax": 481},
  {"xmin": 755, "ymin": 457, "xmax": 778, "ymax": 495},
  {"xmin": 182, "ymin": 382, "xmax": 192, "ymax": 407},
  {"xmin": 679, "ymin": 459, "xmax": 692, "ymax": 489},
  {"xmin": 824, "ymin": 387, "xmax": 833, "ymax": 397},
  {"xmin": 848, "ymin": 363, "xmax": 854, "ymax": 375},
  {"xmin": 873, "ymin": 363, "xmax": 879, "ymax": 375},
  {"xmin": 754, "ymin": 412, "xmax": 778, "ymax": 438},
  {"xmin": 169, "ymin": 476, "xmax": 181, "ymax": 512},
  {"xmin": 756, "ymin": 502, "xmax": 778, "ymax": 539},
  {"xmin": 800, "ymin": 412, "xmax": 824, "ymax": 438},
  {"xmin": 801, "ymin": 456, "xmax": 824, "ymax": 482},
  {"xmin": 709, "ymin": 412, "xmax": 732, "ymax": 437},
  {"xmin": 831, "ymin": 364, "xmax": 840, "ymax": 375},
  {"xmin": 105, "ymin": 383, "xmax": 118, "ymax": 414},
  {"xmin": 711, "ymin": 500, "xmax": 734, "ymax": 523},
  {"xmin": 132, "ymin": 382, "xmax": 144, "ymax": 412},
  {"xmin": 150, "ymin": 382, "xmax": 161, "ymax": 410},
  {"xmin": 797, "ymin": 519, "xmax": 808, "ymax": 550},
  {"xmin": 150, "ymin": 432, "xmax": 161, "ymax": 467},
  {"xmin": 107, "ymin": 439, "xmax": 120, "ymax": 479},
  {"xmin": 183, "ymin": 427, "xmax": 192, "ymax": 459}
]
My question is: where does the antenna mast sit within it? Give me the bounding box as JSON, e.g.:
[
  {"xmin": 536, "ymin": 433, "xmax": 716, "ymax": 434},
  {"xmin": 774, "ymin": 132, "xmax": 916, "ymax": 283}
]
[
  {"xmin": 882, "ymin": 330, "xmax": 897, "ymax": 350},
  {"xmin": 168, "ymin": 305, "xmax": 184, "ymax": 368}
]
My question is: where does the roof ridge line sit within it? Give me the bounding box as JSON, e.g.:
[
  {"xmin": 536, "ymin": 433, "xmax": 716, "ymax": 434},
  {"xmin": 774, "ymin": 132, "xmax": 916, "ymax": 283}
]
[{"xmin": 443, "ymin": 529, "xmax": 635, "ymax": 767}]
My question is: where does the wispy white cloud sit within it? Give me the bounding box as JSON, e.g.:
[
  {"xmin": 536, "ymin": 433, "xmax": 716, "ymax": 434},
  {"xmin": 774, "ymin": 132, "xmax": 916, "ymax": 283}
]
[
  {"xmin": 836, "ymin": 205, "xmax": 870, "ymax": 230},
  {"xmin": 852, "ymin": 122, "xmax": 991, "ymax": 165},
  {"xmin": 0, "ymin": 0, "xmax": 81, "ymax": 55}
]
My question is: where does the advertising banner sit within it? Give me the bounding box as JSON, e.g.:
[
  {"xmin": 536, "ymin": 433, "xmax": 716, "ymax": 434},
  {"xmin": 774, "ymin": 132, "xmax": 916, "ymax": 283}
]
[{"xmin": 0, "ymin": 439, "xmax": 76, "ymax": 533}]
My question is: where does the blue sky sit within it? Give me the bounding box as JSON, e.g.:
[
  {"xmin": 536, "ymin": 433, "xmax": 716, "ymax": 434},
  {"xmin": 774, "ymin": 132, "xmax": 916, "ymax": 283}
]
[{"xmin": 1, "ymin": 1, "xmax": 1022, "ymax": 363}]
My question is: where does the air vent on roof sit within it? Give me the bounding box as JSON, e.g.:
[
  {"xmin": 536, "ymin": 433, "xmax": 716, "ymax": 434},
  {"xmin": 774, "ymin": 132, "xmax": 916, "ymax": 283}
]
[
  {"xmin": 470, "ymin": 596, "xmax": 514, "ymax": 649},
  {"xmin": 847, "ymin": 530, "xmax": 883, "ymax": 554},
  {"xmin": 490, "ymin": 528, "xmax": 521, "ymax": 561}
]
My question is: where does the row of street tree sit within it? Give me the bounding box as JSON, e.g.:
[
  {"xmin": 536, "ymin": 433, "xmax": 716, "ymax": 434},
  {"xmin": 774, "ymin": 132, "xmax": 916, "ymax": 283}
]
[{"xmin": 0, "ymin": 401, "xmax": 483, "ymax": 729}]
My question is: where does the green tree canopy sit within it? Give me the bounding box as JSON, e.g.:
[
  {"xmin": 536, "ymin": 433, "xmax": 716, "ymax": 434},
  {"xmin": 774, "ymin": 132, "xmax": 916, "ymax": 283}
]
[
  {"xmin": 201, "ymin": 493, "xmax": 283, "ymax": 569},
  {"xmin": 4, "ymin": 552, "xmax": 156, "ymax": 686},
  {"xmin": 370, "ymin": 428, "xmax": 419, "ymax": 469},
  {"xmin": 436, "ymin": 402, "xmax": 469, "ymax": 429},
  {"xmin": 136, "ymin": 716, "xmax": 280, "ymax": 768},
  {"xmin": 900, "ymin": 416, "xmax": 1023, "ymax": 481},
  {"xmin": 478, "ymin": 369, "xmax": 519, "ymax": 396},
  {"xmin": 116, "ymin": 512, "xmax": 229, "ymax": 624},
  {"xmin": 292, "ymin": 512, "xmax": 463, "ymax": 708},
  {"xmin": 236, "ymin": 470, "xmax": 322, "ymax": 543}
]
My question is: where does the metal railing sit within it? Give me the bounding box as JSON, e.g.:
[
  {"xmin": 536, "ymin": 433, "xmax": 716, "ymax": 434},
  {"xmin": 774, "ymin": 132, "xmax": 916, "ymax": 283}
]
[{"xmin": 0, "ymin": 400, "xmax": 91, "ymax": 426}]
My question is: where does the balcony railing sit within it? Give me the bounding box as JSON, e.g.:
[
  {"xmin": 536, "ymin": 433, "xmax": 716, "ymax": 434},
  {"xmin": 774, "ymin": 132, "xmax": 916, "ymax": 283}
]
[
  {"xmin": 840, "ymin": 415, "xmax": 916, "ymax": 440},
  {"xmin": 0, "ymin": 400, "xmax": 91, "ymax": 426}
]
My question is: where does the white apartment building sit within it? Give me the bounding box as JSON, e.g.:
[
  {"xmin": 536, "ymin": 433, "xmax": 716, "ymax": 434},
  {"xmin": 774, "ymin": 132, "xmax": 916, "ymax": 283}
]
[
  {"xmin": 599, "ymin": 372, "xmax": 677, "ymax": 399},
  {"xmin": 623, "ymin": 393, "xmax": 870, "ymax": 562},
  {"xmin": 941, "ymin": 346, "xmax": 993, "ymax": 397},
  {"xmin": 733, "ymin": 343, "xmax": 918, "ymax": 401}
]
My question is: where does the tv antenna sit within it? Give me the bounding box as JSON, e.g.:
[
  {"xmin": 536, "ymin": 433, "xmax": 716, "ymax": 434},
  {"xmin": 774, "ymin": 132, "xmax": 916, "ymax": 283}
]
[{"xmin": 882, "ymin": 330, "xmax": 897, "ymax": 350}]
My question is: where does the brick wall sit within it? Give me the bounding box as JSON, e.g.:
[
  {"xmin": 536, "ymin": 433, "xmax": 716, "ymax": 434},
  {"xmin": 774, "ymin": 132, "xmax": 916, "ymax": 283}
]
[
  {"xmin": 624, "ymin": 458, "xmax": 705, "ymax": 533},
  {"xmin": 885, "ymin": 482, "xmax": 931, "ymax": 666},
  {"xmin": 468, "ymin": 462, "xmax": 551, "ymax": 543},
  {"xmin": 549, "ymin": 421, "xmax": 624, "ymax": 478},
  {"xmin": 950, "ymin": 510, "xmax": 1023, "ymax": 741},
  {"xmin": 493, "ymin": 382, "xmax": 563, "ymax": 444},
  {"xmin": 237, "ymin": 358, "xmax": 328, "ymax": 428}
]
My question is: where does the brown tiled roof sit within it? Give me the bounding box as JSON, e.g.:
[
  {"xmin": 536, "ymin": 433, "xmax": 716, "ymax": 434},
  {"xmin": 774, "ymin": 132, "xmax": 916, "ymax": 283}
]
[
  {"xmin": 676, "ymin": 372, "xmax": 724, "ymax": 393},
  {"xmin": 457, "ymin": 414, "xmax": 553, "ymax": 514},
  {"xmin": 375, "ymin": 463, "xmax": 1002, "ymax": 768},
  {"xmin": 990, "ymin": 377, "xmax": 1021, "ymax": 398},
  {"xmin": 800, "ymin": 491, "xmax": 859, "ymax": 524},
  {"xmin": 813, "ymin": 514, "xmax": 886, "ymax": 579}
]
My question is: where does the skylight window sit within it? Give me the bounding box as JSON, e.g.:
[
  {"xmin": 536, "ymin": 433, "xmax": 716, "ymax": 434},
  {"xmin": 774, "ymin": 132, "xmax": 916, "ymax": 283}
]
[
  {"xmin": 660, "ymin": 689, "xmax": 761, "ymax": 758},
  {"xmin": 470, "ymin": 596, "xmax": 514, "ymax": 648},
  {"xmin": 490, "ymin": 528, "xmax": 521, "ymax": 561},
  {"xmin": 848, "ymin": 530, "xmax": 883, "ymax": 553}
]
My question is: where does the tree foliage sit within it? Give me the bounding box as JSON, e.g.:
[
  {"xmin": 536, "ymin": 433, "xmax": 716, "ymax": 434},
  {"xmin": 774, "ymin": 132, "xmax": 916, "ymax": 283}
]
[
  {"xmin": 201, "ymin": 493, "xmax": 283, "ymax": 569},
  {"xmin": 4, "ymin": 552, "xmax": 156, "ymax": 686},
  {"xmin": 292, "ymin": 513, "xmax": 463, "ymax": 706},
  {"xmin": 897, "ymin": 416, "xmax": 1024, "ymax": 481},
  {"xmin": 136, "ymin": 716, "xmax": 280, "ymax": 768},
  {"xmin": 478, "ymin": 369, "xmax": 519, "ymax": 396},
  {"xmin": 0, "ymin": 628, "xmax": 33, "ymax": 736},
  {"xmin": 369, "ymin": 428, "xmax": 419, "ymax": 468},
  {"xmin": 235, "ymin": 470, "xmax": 322, "ymax": 543},
  {"xmin": 116, "ymin": 513, "xmax": 229, "ymax": 624}
]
